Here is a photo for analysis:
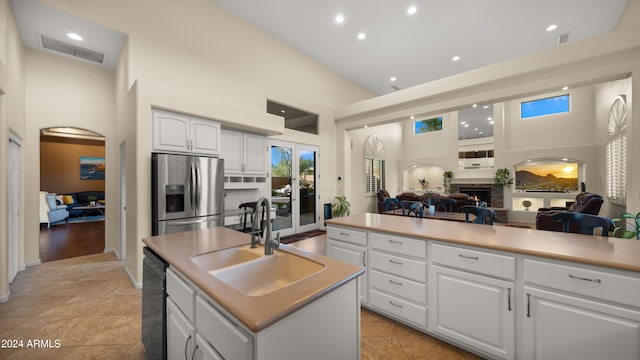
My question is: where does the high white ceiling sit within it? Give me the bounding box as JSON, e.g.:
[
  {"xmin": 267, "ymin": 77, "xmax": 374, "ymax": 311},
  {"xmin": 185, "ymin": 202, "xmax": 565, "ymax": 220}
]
[{"xmin": 211, "ymin": 0, "xmax": 629, "ymax": 96}]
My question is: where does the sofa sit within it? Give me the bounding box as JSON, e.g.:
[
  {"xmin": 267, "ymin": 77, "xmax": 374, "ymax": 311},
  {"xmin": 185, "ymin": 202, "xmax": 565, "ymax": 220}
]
[
  {"xmin": 535, "ymin": 192, "xmax": 604, "ymax": 233},
  {"xmin": 58, "ymin": 191, "xmax": 106, "ymax": 217},
  {"xmin": 447, "ymin": 193, "xmax": 476, "ymax": 212}
]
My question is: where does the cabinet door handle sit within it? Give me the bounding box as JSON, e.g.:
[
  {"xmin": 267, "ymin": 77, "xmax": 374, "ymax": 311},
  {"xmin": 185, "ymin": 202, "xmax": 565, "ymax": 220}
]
[
  {"xmin": 389, "ymin": 279, "xmax": 403, "ymax": 286},
  {"xmin": 389, "ymin": 300, "xmax": 403, "ymax": 308},
  {"xmin": 507, "ymin": 287, "xmax": 512, "ymax": 311},
  {"xmin": 389, "ymin": 259, "xmax": 403, "ymax": 265},
  {"xmin": 185, "ymin": 334, "xmax": 192, "ymax": 360},
  {"xmin": 569, "ymin": 274, "xmax": 602, "ymax": 283},
  {"xmin": 362, "ymin": 250, "xmax": 366, "ymax": 267},
  {"xmin": 191, "ymin": 344, "xmax": 199, "ymax": 360},
  {"xmin": 526, "ymin": 293, "xmax": 531, "ymax": 318},
  {"xmin": 388, "ymin": 239, "xmax": 403, "ymax": 245},
  {"xmin": 459, "ymin": 254, "xmax": 479, "ymax": 260},
  {"xmin": 339, "ymin": 232, "xmax": 350, "ymax": 236}
]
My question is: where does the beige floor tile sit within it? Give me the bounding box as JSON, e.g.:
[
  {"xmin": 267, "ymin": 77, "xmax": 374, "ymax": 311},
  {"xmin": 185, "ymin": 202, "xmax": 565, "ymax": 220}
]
[{"xmin": 361, "ymin": 336, "xmax": 409, "ymax": 360}]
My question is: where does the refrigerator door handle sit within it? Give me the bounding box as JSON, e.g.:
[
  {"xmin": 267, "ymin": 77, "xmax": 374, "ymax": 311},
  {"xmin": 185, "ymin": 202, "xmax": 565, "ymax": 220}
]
[
  {"xmin": 165, "ymin": 218, "xmax": 210, "ymax": 226},
  {"xmin": 189, "ymin": 162, "xmax": 196, "ymax": 211},
  {"xmin": 195, "ymin": 161, "xmax": 201, "ymax": 211}
]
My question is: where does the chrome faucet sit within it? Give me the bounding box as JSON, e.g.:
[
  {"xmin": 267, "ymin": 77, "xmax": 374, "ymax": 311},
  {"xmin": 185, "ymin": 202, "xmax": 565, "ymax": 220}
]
[{"xmin": 250, "ymin": 197, "xmax": 280, "ymax": 255}]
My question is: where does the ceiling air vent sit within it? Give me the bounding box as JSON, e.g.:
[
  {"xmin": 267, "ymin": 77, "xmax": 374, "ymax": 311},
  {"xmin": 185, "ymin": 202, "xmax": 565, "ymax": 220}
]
[
  {"xmin": 558, "ymin": 33, "xmax": 570, "ymax": 45},
  {"xmin": 41, "ymin": 35, "xmax": 105, "ymax": 64}
]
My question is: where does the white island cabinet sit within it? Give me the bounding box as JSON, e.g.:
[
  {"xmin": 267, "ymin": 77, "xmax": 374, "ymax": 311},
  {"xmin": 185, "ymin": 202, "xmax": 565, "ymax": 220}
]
[
  {"xmin": 326, "ymin": 213, "xmax": 640, "ymax": 360},
  {"xmin": 327, "ymin": 226, "xmax": 368, "ymax": 303},
  {"xmin": 429, "ymin": 243, "xmax": 515, "ymax": 360},
  {"xmin": 523, "ymin": 259, "xmax": 640, "ymax": 360},
  {"xmin": 167, "ymin": 266, "xmax": 360, "ymax": 360}
]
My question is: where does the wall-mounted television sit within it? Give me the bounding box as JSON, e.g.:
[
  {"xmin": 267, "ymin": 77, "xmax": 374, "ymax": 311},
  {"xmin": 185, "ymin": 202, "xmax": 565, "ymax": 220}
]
[{"xmin": 515, "ymin": 160, "xmax": 579, "ymax": 192}]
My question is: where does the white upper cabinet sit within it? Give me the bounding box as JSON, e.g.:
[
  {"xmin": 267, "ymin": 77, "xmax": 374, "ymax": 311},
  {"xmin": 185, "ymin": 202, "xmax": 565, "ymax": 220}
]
[
  {"xmin": 221, "ymin": 129, "xmax": 266, "ymax": 175},
  {"xmin": 152, "ymin": 109, "xmax": 221, "ymax": 156}
]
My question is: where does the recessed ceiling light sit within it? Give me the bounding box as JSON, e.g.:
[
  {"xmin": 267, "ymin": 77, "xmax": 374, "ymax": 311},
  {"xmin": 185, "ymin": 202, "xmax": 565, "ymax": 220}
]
[
  {"xmin": 464, "ymin": 124, "xmax": 469, "ymax": 128},
  {"xmin": 67, "ymin": 32, "xmax": 83, "ymax": 41},
  {"xmin": 335, "ymin": 14, "xmax": 345, "ymax": 24},
  {"xmin": 474, "ymin": 128, "xmax": 479, "ymax": 131},
  {"xmin": 281, "ymin": 110, "xmax": 286, "ymax": 113},
  {"xmin": 487, "ymin": 117, "xmax": 493, "ymax": 121},
  {"xmin": 364, "ymin": 125, "xmax": 368, "ymax": 128},
  {"xmin": 546, "ymin": 24, "xmax": 558, "ymax": 32},
  {"xmin": 452, "ymin": 55, "xmax": 460, "ymax": 62},
  {"xmin": 460, "ymin": 121, "xmax": 466, "ymax": 125},
  {"xmin": 489, "ymin": 121, "xmax": 494, "ymax": 124},
  {"xmin": 562, "ymin": 158, "xmax": 568, "ymax": 161},
  {"xmin": 357, "ymin": 32, "xmax": 366, "ymax": 40},
  {"xmin": 562, "ymin": 86, "xmax": 569, "ymax": 90},
  {"xmin": 407, "ymin": 6, "xmax": 417, "ymax": 15},
  {"xmin": 390, "ymin": 76, "xmax": 397, "ymax": 82},
  {"xmin": 410, "ymin": 115, "xmax": 415, "ymax": 120},
  {"xmin": 472, "ymin": 104, "xmax": 478, "ymax": 108},
  {"xmin": 479, "ymin": 131, "xmax": 484, "ymax": 134},
  {"xmin": 483, "ymin": 105, "xmax": 489, "ymax": 109}
]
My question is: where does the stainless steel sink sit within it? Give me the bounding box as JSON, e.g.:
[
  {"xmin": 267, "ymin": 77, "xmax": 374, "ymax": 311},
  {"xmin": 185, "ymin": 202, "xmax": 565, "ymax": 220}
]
[
  {"xmin": 191, "ymin": 246, "xmax": 263, "ymax": 270},
  {"xmin": 209, "ymin": 251, "xmax": 325, "ymax": 296}
]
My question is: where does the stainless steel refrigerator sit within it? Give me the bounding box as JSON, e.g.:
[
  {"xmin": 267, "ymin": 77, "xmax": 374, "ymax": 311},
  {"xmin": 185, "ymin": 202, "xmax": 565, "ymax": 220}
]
[{"xmin": 152, "ymin": 153, "xmax": 224, "ymax": 235}]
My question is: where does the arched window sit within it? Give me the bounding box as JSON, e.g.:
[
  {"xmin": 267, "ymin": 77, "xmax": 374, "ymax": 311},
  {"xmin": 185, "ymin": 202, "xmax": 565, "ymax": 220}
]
[
  {"xmin": 364, "ymin": 135, "xmax": 385, "ymax": 193},
  {"xmin": 606, "ymin": 95, "xmax": 627, "ymax": 205}
]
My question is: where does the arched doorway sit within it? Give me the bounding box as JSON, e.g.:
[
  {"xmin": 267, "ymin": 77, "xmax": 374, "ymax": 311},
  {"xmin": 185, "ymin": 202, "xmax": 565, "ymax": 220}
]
[{"xmin": 39, "ymin": 127, "xmax": 106, "ymax": 262}]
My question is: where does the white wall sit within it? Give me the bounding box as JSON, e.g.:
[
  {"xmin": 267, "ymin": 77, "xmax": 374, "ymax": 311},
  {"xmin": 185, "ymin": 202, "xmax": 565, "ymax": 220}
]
[
  {"xmin": 0, "ymin": 0, "xmax": 27, "ymax": 300},
  {"xmin": 23, "ymin": 50, "xmax": 117, "ymax": 264}
]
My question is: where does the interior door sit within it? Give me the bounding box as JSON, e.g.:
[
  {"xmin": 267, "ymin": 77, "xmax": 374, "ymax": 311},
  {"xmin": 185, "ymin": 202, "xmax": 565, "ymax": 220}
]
[
  {"xmin": 8, "ymin": 136, "xmax": 21, "ymax": 282},
  {"xmin": 270, "ymin": 141, "xmax": 319, "ymax": 237}
]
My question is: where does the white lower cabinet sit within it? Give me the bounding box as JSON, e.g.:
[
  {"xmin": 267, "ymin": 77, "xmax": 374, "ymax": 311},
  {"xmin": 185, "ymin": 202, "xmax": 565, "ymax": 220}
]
[
  {"xmin": 194, "ymin": 333, "xmax": 224, "ymax": 360},
  {"xmin": 167, "ymin": 265, "xmax": 360, "ymax": 360},
  {"xmin": 429, "ymin": 264, "xmax": 514, "ymax": 359},
  {"xmin": 167, "ymin": 298, "xmax": 196, "ymax": 360},
  {"xmin": 327, "ymin": 227, "xmax": 368, "ymax": 304},
  {"xmin": 523, "ymin": 259, "xmax": 640, "ymax": 360},
  {"xmin": 523, "ymin": 286, "xmax": 640, "ymax": 360}
]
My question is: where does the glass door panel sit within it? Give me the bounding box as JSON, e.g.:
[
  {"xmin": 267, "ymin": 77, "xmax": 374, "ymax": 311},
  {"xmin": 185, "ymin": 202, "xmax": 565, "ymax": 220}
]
[
  {"xmin": 298, "ymin": 149, "xmax": 316, "ymax": 228},
  {"xmin": 271, "ymin": 145, "xmax": 293, "ymax": 234}
]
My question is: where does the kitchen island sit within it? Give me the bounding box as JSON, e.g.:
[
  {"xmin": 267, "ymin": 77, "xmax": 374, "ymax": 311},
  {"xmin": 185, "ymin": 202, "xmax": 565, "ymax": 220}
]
[
  {"xmin": 326, "ymin": 213, "xmax": 640, "ymax": 360},
  {"xmin": 143, "ymin": 226, "xmax": 363, "ymax": 360}
]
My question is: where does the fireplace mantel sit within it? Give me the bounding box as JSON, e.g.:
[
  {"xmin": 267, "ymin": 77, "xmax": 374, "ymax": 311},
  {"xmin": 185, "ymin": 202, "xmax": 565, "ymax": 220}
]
[{"xmin": 450, "ymin": 177, "xmax": 494, "ymax": 185}]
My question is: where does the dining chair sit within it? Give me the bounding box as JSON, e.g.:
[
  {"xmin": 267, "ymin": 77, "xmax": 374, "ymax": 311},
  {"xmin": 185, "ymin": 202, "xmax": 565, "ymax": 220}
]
[
  {"xmin": 551, "ymin": 212, "xmax": 614, "ymax": 237},
  {"xmin": 239, "ymin": 201, "xmax": 268, "ymax": 236},
  {"xmin": 436, "ymin": 198, "xmax": 457, "ymax": 212},
  {"xmin": 457, "ymin": 205, "xmax": 496, "ymax": 225}
]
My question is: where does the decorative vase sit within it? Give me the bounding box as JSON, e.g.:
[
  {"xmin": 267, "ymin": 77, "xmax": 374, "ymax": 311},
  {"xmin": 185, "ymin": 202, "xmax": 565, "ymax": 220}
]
[
  {"xmin": 522, "ymin": 200, "xmax": 532, "ymax": 211},
  {"xmin": 428, "ymin": 205, "xmax": 435, "ymax": 215}
]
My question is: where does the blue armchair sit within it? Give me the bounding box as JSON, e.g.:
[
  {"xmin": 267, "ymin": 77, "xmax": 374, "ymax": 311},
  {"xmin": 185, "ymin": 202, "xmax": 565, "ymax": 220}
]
[{"xmin": 40, "ymin": 192, "xmax": 69, "ymax": 227}]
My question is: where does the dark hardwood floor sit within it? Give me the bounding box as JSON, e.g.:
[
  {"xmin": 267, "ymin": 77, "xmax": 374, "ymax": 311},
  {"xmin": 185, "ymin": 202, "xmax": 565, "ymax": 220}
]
[{"xmin": 39, "ymin": 220, "xmax": 105, "ymax": 262}]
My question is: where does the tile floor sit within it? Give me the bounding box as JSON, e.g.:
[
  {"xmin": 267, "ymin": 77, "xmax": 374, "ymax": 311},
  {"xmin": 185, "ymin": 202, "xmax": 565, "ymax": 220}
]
[{"xmin": 1, "ymin": 236, "xmax": 483, "ymax": 359}]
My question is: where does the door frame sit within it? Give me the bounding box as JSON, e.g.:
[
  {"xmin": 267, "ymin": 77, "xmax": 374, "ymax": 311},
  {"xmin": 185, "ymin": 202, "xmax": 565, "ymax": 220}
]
[
  {"xmin": 268, "ymin": 140, "xmax": 320, "ymax": 237},
  {"xmin": 8, "ymin": 132, "xmax": 23, "ymax": 283}
]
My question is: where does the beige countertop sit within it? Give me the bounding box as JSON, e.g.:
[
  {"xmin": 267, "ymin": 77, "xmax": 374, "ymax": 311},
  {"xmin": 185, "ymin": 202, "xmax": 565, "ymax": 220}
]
[
  {"xmin": 327, "ymin": 213, "xmax": 640, "ymax": 273},
  {"xmin": 143, "ymin": 227, "xmax": 364, "ymax": 332}
]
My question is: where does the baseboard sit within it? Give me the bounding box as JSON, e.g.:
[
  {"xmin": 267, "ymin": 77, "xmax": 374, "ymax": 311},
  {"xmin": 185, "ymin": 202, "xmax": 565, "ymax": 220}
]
[
  {"xmin": 125, "ymin": 265, "xmax": 142, "ymax": 289},
  {"xmin": 0, "ymin": 291, "xmax": 10, "ymax": 303},
  {"xmin": 25, "ymin": 259, "xmax": 41, "ymax": 267}
]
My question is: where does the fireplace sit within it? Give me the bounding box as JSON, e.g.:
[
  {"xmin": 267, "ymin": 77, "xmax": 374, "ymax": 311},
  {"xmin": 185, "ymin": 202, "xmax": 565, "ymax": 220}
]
[{"xmin": 460, "ymin": 187, "xmax": 491, "ymax": 207}]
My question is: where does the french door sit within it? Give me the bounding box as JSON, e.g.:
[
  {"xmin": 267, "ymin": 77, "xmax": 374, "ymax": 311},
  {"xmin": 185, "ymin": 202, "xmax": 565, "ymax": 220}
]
[{"xmin": 269, "ymin": 141, "xmax": 319, "ymax": 237}]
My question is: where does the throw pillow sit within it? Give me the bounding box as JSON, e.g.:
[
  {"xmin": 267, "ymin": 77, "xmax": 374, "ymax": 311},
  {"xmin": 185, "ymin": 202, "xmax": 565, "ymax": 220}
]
[{"xmin": 62, "ymin": 195, "xmax": 74, "ymax": 205}]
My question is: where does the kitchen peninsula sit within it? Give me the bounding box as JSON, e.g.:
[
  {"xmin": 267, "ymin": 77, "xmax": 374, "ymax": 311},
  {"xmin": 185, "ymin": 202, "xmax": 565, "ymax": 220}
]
[
  {"xmin": 326, "ymin": 213, "xmax": 640, "ymax": 360},
  {"xmin": 142, "ymin": 226, "xmax": 363, "ymax": 360}
]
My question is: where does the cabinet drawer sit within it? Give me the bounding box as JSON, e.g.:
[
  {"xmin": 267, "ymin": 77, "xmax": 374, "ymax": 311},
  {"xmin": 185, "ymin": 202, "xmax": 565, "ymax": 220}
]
[
  {"xmin": 370, "ymin": 289, "xmax": 427, "ymax": 328},
  {"xmin": 327, "ymin": 227, "xmax": 367, "ymax": 246},
  {"xmin": 370, "ymin": 251, "xmax": 427, "ymax": 283},
  {"xmin": 524, "ymin": 259, "xmax": 640, "ymax": 308},
  {"xmin": 431, "ymin": 243, "xmax": 515, "ymax": 280},
  {"xmin": 166, "ymin": 267, "xmax": 195, "ymax": 321},
  {"xmin": 370, "ymin": 232, "xmax": 427, "ymax": 259},
  {"xmin": 196, "ymin": 296, "xmax": 253, "ymax": 360},
  {"xmin": 370, "ymin": 269, "xmax": 426, "ymax": 305}
]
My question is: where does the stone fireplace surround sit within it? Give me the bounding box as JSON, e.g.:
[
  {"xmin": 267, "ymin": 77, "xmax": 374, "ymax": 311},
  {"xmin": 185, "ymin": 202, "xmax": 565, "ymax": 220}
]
[{"xmin": 450, "ymin": 183, "xmax": 504, "ymax": 208}]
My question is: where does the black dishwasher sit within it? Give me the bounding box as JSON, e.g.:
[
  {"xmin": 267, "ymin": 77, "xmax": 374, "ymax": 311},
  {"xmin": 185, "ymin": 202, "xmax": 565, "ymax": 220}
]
[{"xmin": 142, "ymin": 247, "xmax": 168, "ymax": 360}]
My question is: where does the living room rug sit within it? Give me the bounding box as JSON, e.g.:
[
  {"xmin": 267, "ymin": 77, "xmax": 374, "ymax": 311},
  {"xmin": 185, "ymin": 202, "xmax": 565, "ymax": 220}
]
[
  {"xmin": 280, "ymin": 230, "xmax": 326, "ymax": 244},
  {"xmin": 68, "ymin": 215, "xmax": 105, "ymax": 224}
]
